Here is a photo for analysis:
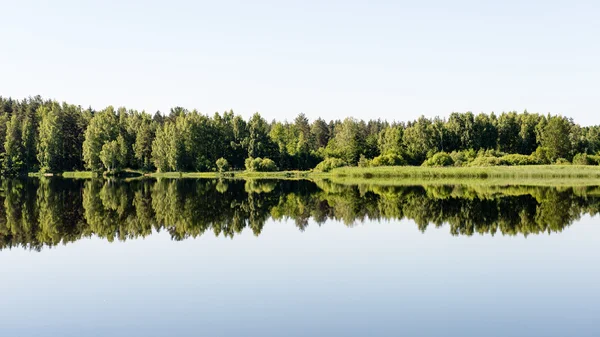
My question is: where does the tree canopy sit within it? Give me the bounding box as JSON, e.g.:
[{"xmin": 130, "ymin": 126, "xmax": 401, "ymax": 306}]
[{"xmin": 0, "ymin": 95, "xmax": 599, "ymax": 175}]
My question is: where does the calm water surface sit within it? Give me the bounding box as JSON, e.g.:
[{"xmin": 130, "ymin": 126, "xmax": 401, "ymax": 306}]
[{"xmin": 0, "ymin": 178, "xmax": 598, "ymax": 336}]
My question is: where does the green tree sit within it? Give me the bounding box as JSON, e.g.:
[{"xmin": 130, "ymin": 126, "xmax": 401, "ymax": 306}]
[
  {"xmin": 83, "ymin": 107, "xmax": 119, "ymax": 170},
  {"xmin": 99, "ymin": 140, "xmax": 122, "ymax": 171},
  {"xmin": 378, "ymin": 125, "xmax": 403, "ymax": 155},
  {"xmin": 133, "ymin": 118, "xmax": 156, "ymax": 170},
  {"xmin": 247, "ymin": 113, "xmax": 277, "ymax": 159},
  {"xmin": 403, "ymin": 116, "xmax": 436, "ymax": 164},
  {"xmin": 497, "ymin": 112, "xmax": 520, "ymax": 153},
  {"xmin": 3, "ymin": 114, "xmax": 24, "ymax": 175},
  {"xmin": 541, "ymin": 116, "xmax": 573, "ymax": 161},
  {"xmin": 326, "ymin": 118, "xmax": 365, "ymax": 165},
  {"xmin": 216, "ymin": 158, "xmax": 229, "ymax": 172},
  {"xmin": 37, "ymin": 104, "xmax": 64, "ymax": 172}
]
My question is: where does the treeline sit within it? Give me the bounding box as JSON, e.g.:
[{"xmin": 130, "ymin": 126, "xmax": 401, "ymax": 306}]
[
  {"xmin": 1, "ymin": 178, "xmax": 596, "ymax": 250},
  {"xmin": 1, "ymin": 95, "xmax": 600, "ymax": 175}
]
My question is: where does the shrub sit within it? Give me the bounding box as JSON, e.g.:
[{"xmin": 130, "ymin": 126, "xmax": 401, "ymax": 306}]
[
  {"xmin": 216, "ymin": 158, "xmax": 229, "ymax": 172},
  {"xmin": 449, "ymin": 151, "xmax": 466, "ymax": 167},
  {"xmin": 532, "ymin": 147, "xmax": 551, "ymax": 164},
  {"xmin": 555, "ymin": 158, "xmax": 571, "ymax": 165},
  {"xmin": 358, "ymin": 155, "xmax": 370, "ymax": 168},
  {"xmin": 588, "ymin": 155, "xmax": 600, "ymax": 165},
  {"xmin": 245, "ymin": 157, "xmax": 258, "ymax": 171},
  {"xmin": 500, "ymin": 154, "xmax": 541, "ymax": 166},
  {"xmin": 314, "ymin": 158, "xmax": 346, "ymax": 172},
  {"xmin": 422, "ymin": 152, "xmax": 454, "ymax": 167},
  {"xmin": 245, "ymin": 157, "xmax": 278, "ymax": 172},
  {"xmin": 572, "ymin": 153, "xmax": 591, "ymax": 165},
  {"xmin": 371, "ymin": 154, "xmax": 406, "ymax": 167},
  {"xmin": 476, "ymin": 149, "xmax": 505, "ymax": 158},
  {"xmin": 469, "ymin": 156, "xmax": 504, "ymax": 167},
  {"xmin": 258, "ymin": 158, "xmax": 278, "ymax": 172},
  {"xmin": 449, "ymin": 149, "xmax": 477, "ymax": 167}
]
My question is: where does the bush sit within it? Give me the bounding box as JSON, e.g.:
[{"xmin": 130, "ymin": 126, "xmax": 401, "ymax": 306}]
[
  {"xmin": 555, "ymin": 158, "xmax": 571, "ymax": 165},
  {"xmin": 358, "ymin": 155, "xmax": 370, "ymax": 168},
  {"xmin": 469, "ymin": 156, "xmax": 504, "ymax": 167},
  {"xmin": 500, "ymin": 154, "xmax": 541, "ymax": 166},
  {"xmin": 245, "ymin": 157, "xmax": 278, "ymax": 172},
  {"xmin": 448, "ymin": 149, "xmax": 477, "ymax": 167},
  {"xmin": 422, "ymin": 152, "xmax": 454, "ymax": 167},
  {"xmin": 314, "ymin": 158, "xmax": 346, "ymax": 172},
  {"xmin": 258, "ymin": 158, "xmax": 278, "ymax": 172},
  {"xmin": 588, "ymin": 155, "xmax": 600, "ymax": 165},
  {"xmin": 532, "ymin": 147, "xmax": 551, "ymax": 164},
  {"xmin": 572, "ymin": 153, "xmax": 595, "ymax": 165},
  {"xmin": 216, "ymin": 158, "xmax": 229, "ymax": 172},
  {"xmin": 371, "ymin": 154, "xmax": 406, "ymax": 167},
  {"xmin": 476, "ymin": 149, "xmax": 505, "ymax": 158}
]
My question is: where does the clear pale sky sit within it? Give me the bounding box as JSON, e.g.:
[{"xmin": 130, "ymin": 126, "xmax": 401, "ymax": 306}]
[{"xmin": 1, "ymin": 0, "xmax": 599, "ymax": 125}]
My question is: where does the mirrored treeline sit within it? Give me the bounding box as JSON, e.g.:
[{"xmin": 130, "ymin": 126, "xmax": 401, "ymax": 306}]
[{"xmin": 1, "ymin": 178, "xmax": 599, "ymax": 251}]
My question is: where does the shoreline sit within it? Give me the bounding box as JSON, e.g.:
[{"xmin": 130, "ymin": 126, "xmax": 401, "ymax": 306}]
[{"xmin": 21, "ymin": 165, "xmax": 600, "ymax": 186}]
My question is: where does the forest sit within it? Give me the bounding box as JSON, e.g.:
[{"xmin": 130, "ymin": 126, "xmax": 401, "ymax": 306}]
[
  {"xmin": 0, "ymin": 178, "xmax": 595, "ymax": 250},
  {"xmin": 1, "ymin": 95, "xmax": 600, "ymax": 176}
]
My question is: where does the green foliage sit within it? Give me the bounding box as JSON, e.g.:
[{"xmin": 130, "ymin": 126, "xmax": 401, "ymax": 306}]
[
  {"xmin": 497, "ymin": 112, "xmax": 521, "ymax": 154},
  {"xmin": 532, "ymin": 147, "xmax": 551, "ymax": 165},
  {"xmin": 572, "ymin": 153, "xmax": 590, "ymax": 165},
  {"xmin": 133, "ymin": 115, "xmax": 155, "ymax": 170},
  {"xmin": 555, "ymin": 158, "xmax": 571, "ymax": 165},
  {"xmin": 247, "ymin": 113, "xmax": 277, "ymax": 159},
  {"xmin": 245, "ymin": 157, "xmax": 278, "ymax": 172},
  {"xmin": 37, "ymin": 105, "xmax": 63, "ymax": 173},
  {"xmin": 371, "ymin": 153, "xmax": 406, "ymax": 167},
  {"xmin": 377, "ymin": 126, "xmax": 403, "ymax": 156},
  {"xmin": 403, "ymin": 116, "xmax": 437, "ymax": 164},
  {"xmin": 3, "ymin": 114, "xmax": 25, "ymax": 175},
  {"xmin": 449, "ymin": 149, "xmax": 477, "ymax": 167},
  {"xmin": 500, "ymin": 154, "xmax": 541, "ymax": 166},
  {"xmin": 571, "ymin": 153, "xmax": 600, "ymax": 165},
  {"xmin": 83, "ymin": 107, "xmax": 119, "ymax": 170},
  {"xmin": 422, "ymin": 152, "xmax": 454, "ymax": 167},
  {"xmin": 358, "ymin": 154, "xmax": 370, "ymax": 168},
  {"xmin": 589, "ymin": 155, "xmax": 600, "ymax": 165},
  {"xmin": 314, "ymin": 158, "xmax": 346, "ymax": 172},
  {"xmin": 325, "ymin": 118, "xmax": 365, "ymax": 165},
  {"xmin": 541, "ymin": 116, "xmax": 573, "ymax": 161},
  {"xmin": 216, "ymin": 158, "xmax": 229, "ymax": 172},
  {"xmin": 99, "ymin": 140, "xmax": 122, "ymax": 171},
  {"xmin": 469, "ymin": 156, "xmax": 504, "ymax": 167},
  {"xmin": 1, "ymin": 95, "xmax": 600, "ymax": 176}
]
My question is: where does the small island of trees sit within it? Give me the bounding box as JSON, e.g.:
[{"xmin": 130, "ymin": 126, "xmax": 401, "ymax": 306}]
[{"xmin": 1, "ymin": 95, "xmax": 599, "ymax": 176}]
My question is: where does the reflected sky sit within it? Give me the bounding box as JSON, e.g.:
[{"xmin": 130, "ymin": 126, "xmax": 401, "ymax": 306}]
[{"xmin": 1, "ymin": 214, "xmax": 598, "ymax": 337}]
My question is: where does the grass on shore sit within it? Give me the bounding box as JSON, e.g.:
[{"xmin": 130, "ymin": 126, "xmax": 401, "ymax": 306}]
[
  {"xmin": 147, "ymin": 170, "xmax": 318, "ymax": 179},
  {"xmin": 28, "ymin": 171, "xmax": 99, "ymax": 179},
  {"xmin": 329, "ymin": 165, "xmax": 600, "ymax": 179},
  {"xmin": 25, "ymin": 165, "xmax": 600, "ymax": 186}
]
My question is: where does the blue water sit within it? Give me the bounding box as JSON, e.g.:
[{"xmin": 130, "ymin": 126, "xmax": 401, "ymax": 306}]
[{"xmin": 1, "ymin": 216, "xmax": 598, "ymax": 337}]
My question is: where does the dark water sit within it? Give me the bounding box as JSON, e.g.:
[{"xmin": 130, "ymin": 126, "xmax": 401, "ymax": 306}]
[{"xmin": 1, "ymin": 178, "xmax": 598, "ymax": 336}]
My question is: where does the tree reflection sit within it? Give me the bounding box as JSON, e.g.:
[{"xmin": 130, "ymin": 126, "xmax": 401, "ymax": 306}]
[{"xmin": 1, "ymin": 177, "xmax": 599, "ymax": 250}]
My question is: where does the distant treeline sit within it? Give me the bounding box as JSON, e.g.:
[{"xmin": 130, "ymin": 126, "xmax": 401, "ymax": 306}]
[
  {"xmin": 0, "ymin": 178, "xmax": 596, "ymax": 250},
  {"xmin": 1, "ymin": 95, "xmax": 599, "ymax": 175}
]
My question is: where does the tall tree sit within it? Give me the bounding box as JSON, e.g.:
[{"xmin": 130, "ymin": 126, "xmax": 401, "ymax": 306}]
[
  {"xmin": 497, "ymin": 112, "xmax": 520, "ymax": 153},
  {"xmin": 403, "ymin": 116, "xmax": 437, "ymax": 164},
  {"xmin": 82, "ymin": 107, "xmax": 119, "ymax": 170},
  {"xmin": 3, "ymin": 114, "xmax": 24, "ymax": 175},
  {"xmin": 326, "ymin": 118, "xmax": 365, "ymax": 165},
  {"xmin": 37, "ymin": 104, "xmax": 63, "ymax": 172},
  {"xmin": 541, "ymin": 116, "xmax": 573, "ymax": 161}
]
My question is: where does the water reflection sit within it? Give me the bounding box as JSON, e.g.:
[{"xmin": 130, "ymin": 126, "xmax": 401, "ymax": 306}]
[{"xmin": 1, "ymin": 178, "xmax": 600, "ymax": 250}]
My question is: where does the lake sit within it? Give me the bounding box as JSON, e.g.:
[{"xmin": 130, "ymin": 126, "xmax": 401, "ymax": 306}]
[{"xmin": 0, "ymin": 178, "xmax": 598, "ymax": 337}]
